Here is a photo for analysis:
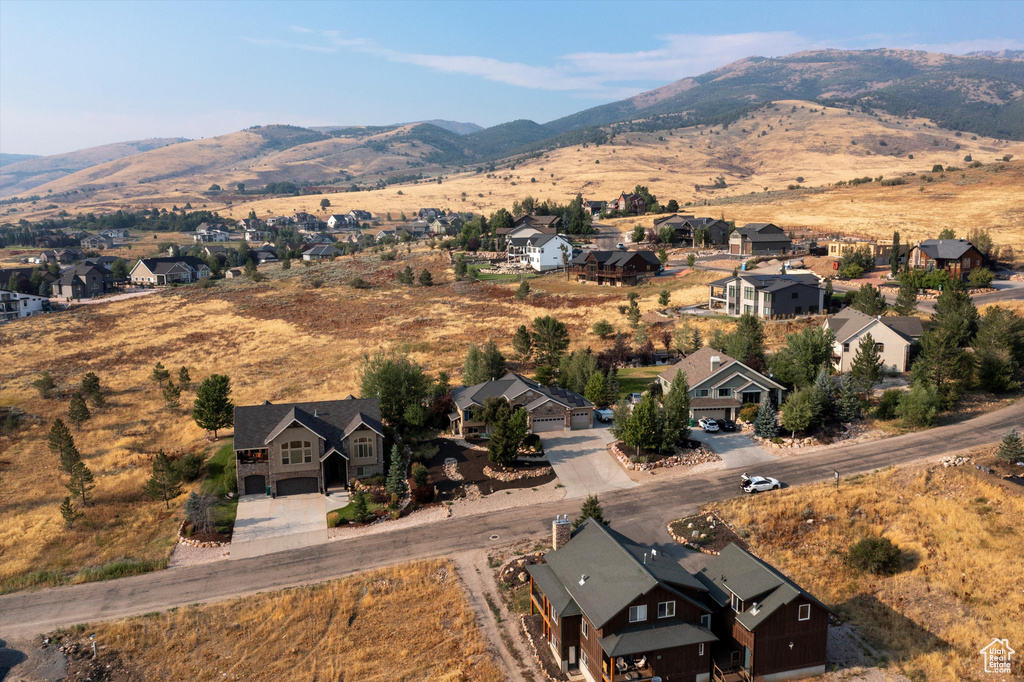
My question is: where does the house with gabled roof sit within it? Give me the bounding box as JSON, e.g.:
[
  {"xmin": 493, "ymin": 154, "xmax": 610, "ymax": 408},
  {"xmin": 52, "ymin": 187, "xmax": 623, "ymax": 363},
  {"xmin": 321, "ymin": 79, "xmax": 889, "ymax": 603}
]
[
  {"xmin": 233, "ymin": 397, "xmax": 384, "ymax": 496},
  {"xmin": 53, "ymin": 264, "xmax": 114, "ymax": 299},
  {"xmin": 658, "ymin": 346, "xmax": 785, "ymax": 422},
  {"xmin": 708, "ymin": 273, "xmax": 823, "ymax": 318},
  {"xmin": 326, "ymin": 214, "xmax": 353, "ymax": 229},
  {"xmin": 695, "ymin": 544, "xmax": 834, "ymax": 682},
  {"xmin": 513, "ymin": 214, "xmax": 563, "ymax": 231},
  {"xmin": 570, "ymin": 250, "xmax": 662, "ymax": 286},
  {"xmin": 450, "ymin": 372, "xmax": 593, "ymax": 435},
  {"xmin": 908, "ymin": 238, "xmax": 983, "ymax": 282},
  {"xmin": 729, "ymin": 223, "xmax": 791, "ymax": 256},
  {"xmin": 129, "ymin": 256, "xmax": 210, "ymax": 285},
  {"xmin": 823, "ymin": 307, "xmax": 923, "ymax": 374}
]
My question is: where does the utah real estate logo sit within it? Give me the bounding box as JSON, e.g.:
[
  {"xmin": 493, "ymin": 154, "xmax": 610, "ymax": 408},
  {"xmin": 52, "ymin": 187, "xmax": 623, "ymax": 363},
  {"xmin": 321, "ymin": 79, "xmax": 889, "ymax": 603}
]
[{"xmin": 980, "ymin": 638, "xmax": 1014, "ymax": 674}]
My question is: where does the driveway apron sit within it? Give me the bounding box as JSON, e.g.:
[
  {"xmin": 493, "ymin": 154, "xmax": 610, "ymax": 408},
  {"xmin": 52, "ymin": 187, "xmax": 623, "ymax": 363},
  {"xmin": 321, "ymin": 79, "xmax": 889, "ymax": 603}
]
[
  {"xmin": 230, "ymin": 493, "xmax": 329, "ymax": 560},
  {"xmin": 701, "ymin": 432, "xmax": 777, "ymax": 469},
  {"xmin": 542, "ymin": 428, "xmax": 637, "ymax": 499}
]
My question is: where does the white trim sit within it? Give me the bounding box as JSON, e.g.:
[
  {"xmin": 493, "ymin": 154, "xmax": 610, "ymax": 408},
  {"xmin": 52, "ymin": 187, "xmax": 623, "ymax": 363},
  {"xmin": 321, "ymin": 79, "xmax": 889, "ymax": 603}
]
[{"xmin": 798, "ymin": 603, "xmax": 811, "ymax": 621}]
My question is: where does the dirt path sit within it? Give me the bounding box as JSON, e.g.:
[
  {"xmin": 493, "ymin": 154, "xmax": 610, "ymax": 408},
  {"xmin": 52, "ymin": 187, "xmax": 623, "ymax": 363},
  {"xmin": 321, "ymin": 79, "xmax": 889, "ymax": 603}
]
[{"xmin": 453, "ymin": 550, "xmax": 540, "ymax": 682}]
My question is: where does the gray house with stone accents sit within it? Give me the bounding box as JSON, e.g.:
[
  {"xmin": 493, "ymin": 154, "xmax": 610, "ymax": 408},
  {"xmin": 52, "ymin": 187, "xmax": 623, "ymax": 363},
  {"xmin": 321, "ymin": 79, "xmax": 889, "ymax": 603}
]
[
  {"xmin": 450, "ymin": 372, "xmax": 593, "ymax": 436},
  {"xmin": 233, "ymin": 397, "xmax": 384, "ymax": 496},
  {"xmin": 658, "ymin": 347, "xmax": 785, "ymax": 422}
]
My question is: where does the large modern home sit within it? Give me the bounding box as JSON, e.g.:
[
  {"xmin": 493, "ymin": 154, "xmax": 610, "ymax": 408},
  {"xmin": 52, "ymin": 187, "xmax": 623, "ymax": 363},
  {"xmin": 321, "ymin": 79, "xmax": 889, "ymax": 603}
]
[
  {"xmin": 729, "ymin": 223, "xmax": 791, "ymax": 256},
  {"xmin": 450, "ymin": 372, "xmax": 593, "ymax": 436},
  {"xmin": 529, "ymin": 517, "xmax": 832, "ymax": 682},
  {"xmin": 0, "ymin": 290, "xmax": 50, "ymax": 320},
  {"xmin": 53, "ymin": 264, "xmax": 114, "ymax": 300},
  {"xmin": 570, "ymin": 250, "xmax": 662, "ymax": 286},
  {"xmin": 129, "ymin": 256, "xmax": 211, "ymax": 285},
  {"xmin": 654, "ymin": 215, "xmax": 730, "ymax": 246},
  {"xmin": 233, "ymin": 397, "xmax": 384, "ymax": 496},
  {"xmin": 823, "ymin": 307, "xmax": 923, "ymax": 373},
  {"xmin": 708, "ymin": 273, "xmax": 824, "ymax": 318},
  {"xmin": 525, "ymin": 234, "xmax": 575, "ymax": 272},
  {"xmin": 658, "ymin": 346, "xmax": 785, "ymax": 422},
  {"xmin": 908, "ymin": 238, "xmax": 983, "ymax": 282}
]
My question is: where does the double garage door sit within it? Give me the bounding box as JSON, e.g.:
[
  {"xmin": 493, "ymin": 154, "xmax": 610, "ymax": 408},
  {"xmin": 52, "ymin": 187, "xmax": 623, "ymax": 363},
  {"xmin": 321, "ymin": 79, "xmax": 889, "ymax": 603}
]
[
  {"xmin": 531, "ymin": 417, "xmax": 565, "ymax": 433},
  {"xmin": 276, "ymin": 477, "xmax": 319, "ymax": 496}
]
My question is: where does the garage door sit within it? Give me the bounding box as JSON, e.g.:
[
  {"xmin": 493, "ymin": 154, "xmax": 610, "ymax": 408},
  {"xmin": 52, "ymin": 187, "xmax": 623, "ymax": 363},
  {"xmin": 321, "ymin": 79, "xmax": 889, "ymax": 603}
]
[
  {"xmin": 692, "ymin": 408, "xmax": 729, "ymax": 421},
  {"xmin": 570, "ymin": 411, "xmax": 592, "ymax": 430},
  {"xmin": 532, "ymin": 417, "xmax": 565, "ymax": 433},
  {"xmin": 276, "ymin": 477, "xmax": 319, "ymax": 496},
  {"xmin": 243, "ymin": 475, "xmax": 266, "ymax": 496}
]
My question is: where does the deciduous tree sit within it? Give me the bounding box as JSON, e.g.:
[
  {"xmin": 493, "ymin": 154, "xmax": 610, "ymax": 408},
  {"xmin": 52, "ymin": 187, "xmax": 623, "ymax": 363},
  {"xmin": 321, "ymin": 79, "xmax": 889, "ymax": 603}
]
[
  {"xmin": 359, "ymin": 352, "xmax": 428, "ymax": 427},
  {"xmin": 661, "ymin": 370, "xmax": 691, "ymax": 449}
]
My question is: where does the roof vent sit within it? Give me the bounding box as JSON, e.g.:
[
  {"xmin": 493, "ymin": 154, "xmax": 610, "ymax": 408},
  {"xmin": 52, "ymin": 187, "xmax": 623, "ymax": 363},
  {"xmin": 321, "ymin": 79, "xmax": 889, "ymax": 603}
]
[
  {"xmin": 750, "ymin": 602, "xmax": 761, "ymax": 615},
  {"xmin": 313, "ymin": 409, "xmax": 318, "ymax": 417},
  {"xmin": 579, "ymin": 574, "xmax": 588, "ymax": 587}
]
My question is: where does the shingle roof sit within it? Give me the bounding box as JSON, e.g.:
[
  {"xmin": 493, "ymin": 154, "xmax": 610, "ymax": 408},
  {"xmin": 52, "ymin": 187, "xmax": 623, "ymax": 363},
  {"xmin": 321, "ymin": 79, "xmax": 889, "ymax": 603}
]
[
  {"xmin": 886, "ymin": 316, "xmax": 924, "ymax": 340},
  {"xmin": 570, "ymin": 250, "xmax": 661, "ymax": 267},
  {"xmin": 827, "ymin": 307, "xmax": 924, "ymax": 344},
  {"xmin": 543, "ymin": 520, "xmax": 709, "ymax": 630},
  {"xmin": 530, "ymin": 233, "xmax": 570, "ymax": 248},
  {"xmin": 598, "ymin": 622, "xmax": 717, "ymax": 657},
  {"xmin": 139, "ymin": 256, "xmax": 207, "ymax": 275},
  {"xmin": 733, "ymin": 223, "xmax": 789, "ymax": 242},
  {"xmin": 56, "ymin": 264, "xmax": 110, "ymax": 285},
  {"xmin": 695, "ymin": 544, "xmax": 834, "ymax": 631},
  {"xmin": 917, "ymin": 239, "xmax": 975, "ymax": 260},
  {"xmin": 527, "ymin": 563, "xmax": 581, "ymax": 617},
  {"xmin": 233, "ymin": 398, "xmax": 383, "ymax": 458},
  {"xmin": 453, "ymin": 372, "xmax": 592, "ymax": 411},
  {"xmin": 659, "ymin": 346, "xmax": 784, "ymax": 392},
  {"xmin": 708, "ymin": 273, "xmax": 819, "ymax": 292}
]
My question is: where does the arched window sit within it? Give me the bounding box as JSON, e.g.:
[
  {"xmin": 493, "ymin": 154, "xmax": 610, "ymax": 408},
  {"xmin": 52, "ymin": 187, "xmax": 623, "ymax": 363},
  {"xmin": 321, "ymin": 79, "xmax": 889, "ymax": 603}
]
[
  {"xmin": 281, "ymin": 440, "xmax": 312, "ymax": 465},
  {"xmin": 353, "ymin": 436, "xmax": 374, "ymax": 460}
]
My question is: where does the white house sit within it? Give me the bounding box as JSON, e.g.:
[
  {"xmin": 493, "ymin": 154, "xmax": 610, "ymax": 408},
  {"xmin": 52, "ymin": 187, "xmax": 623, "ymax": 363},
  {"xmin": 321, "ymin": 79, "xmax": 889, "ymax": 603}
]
[
  {"xmin": 0, "ymin": 290, "xmax": 50, "ymax": 320},
  {"xmin": 525, "ymin": 234, "xmax": 574, "ymax": 272},
  {"xmin": 326, "ymin": 214, "xmax": 351, "ymax": 229}
]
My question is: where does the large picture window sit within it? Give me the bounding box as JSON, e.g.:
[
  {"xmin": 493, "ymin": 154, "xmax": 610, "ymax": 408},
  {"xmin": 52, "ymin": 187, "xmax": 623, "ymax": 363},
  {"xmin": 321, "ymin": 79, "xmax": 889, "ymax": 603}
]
[
  {"xmin": 353, "ymin": 436, "xmax": 374, "ymax": 460},
  {"xmin": 281, "ymin": 440, "xmax": 312, "ymax": 465}
]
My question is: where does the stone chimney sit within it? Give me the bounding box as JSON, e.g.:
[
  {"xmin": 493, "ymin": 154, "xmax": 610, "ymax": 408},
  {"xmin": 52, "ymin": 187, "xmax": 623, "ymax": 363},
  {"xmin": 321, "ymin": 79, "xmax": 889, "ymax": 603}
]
[
  {"xmin": 710, "ymin": 355, "xmax": 721, "ymax": 373},
  {"xmin": 552, "ymin": 514, "xmax": 572, "ymax": 550}
]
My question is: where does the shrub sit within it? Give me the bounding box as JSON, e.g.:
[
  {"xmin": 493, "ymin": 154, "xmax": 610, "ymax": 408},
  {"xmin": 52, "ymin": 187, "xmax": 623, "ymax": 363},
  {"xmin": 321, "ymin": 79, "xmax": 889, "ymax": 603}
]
[
  {"xmin": 738, "ymin": 403, "xmax": 759, "ymax": 423},
  {"xmin": 362, "ymin": 473, "xmax": 386, "ymax": 487},
  {"xmin": 897, "ymin": 382, "xmax": 940, "ymax": 427},
  {"xmin": 996, "ymin": 429, "xmax": 1024, "ymax": 463},
  {"xmin": 175, "ymin": 452, "xmax": 205, "ymax": 482},
  {"xmin": 846, "ymin": 536, "xmax": 903, "ymax": 574},
  {"xmin": 931, "ymin": 164, "xmax": 944, "ymax": 173},
  {"xmin": 968, "ymin": 267, "xmax": 994, "ymax": 288},
  {"xmin": 411, "ymin": 462, "xmax": 429, "ymax": 487},
  {"xmin": 523, "ymin": 433, "xmax": 543, "ymax": 452},
  {"xmin": 880, "ymin": 177, "xmax": 906, "ymax": 186},
  {"xmin": 874, "ymin": 389, "xmax": 902, "ymax": 420},
  {"xmin": 349, "ymin": 276, "xmax": 369, "ymax": 289}
]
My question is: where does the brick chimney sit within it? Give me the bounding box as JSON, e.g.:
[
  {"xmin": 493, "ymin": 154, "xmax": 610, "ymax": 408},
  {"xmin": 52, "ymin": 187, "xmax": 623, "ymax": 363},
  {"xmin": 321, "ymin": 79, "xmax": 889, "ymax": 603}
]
[
  {"xmin": 710, "ymin": 355, "xmax": 721, "ymax": 372},
  {"xmin": 552, "ymin": 514, "xmax": 572, "ymax": 550}
]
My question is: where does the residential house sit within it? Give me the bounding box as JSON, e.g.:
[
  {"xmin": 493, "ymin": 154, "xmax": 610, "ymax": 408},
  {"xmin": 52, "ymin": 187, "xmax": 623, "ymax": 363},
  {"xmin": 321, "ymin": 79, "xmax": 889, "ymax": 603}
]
[
  {"xmin": 99, "ymin": 228, "xmax": 131, "ymax": 239},
  {"xmin": 569, "ymin": 250, "xmax": 662, "ymax": 286},
  {"xmin": 450, "ymin": 372, "xmax": 593, "ymax": 436},
  {"xmin": 583, "ymin": 200, "xmax": 606, "ymax": 217},
  {"xmin": 908, "ymin": 239, "xmax": 983, "ymax": 282},
  {"xmin": 266, "ymin": 215, "xmax": 293, "ymax": 227},
  {"xmin": 53, "ymin": 264, "xmax": 114, "ymax": 299},
  {"xmin": 193, "ymin": 223, "xmax": 231, "ymax": 242},
  {"xmin": 653, "ymin": 214, "xmax": 696, "ymax": 238},
  {"xmin": 658, "ymin": 346, "xmax": 785, "ymax": 422},
  {"xmin": 0, "ymin": 267, "xmax": 56, "ymax": 293},
  {"xmin": 201, "ymin": 244, "xmax": 229, "ymax": 260},
  {"xmin": 302, "ymin": 244, "xmax": 343, "ymax": 261},
  {"xmin": 525, "ymin": 234, "xmax": 575, "ymax": 272},
  {"xmin": 303, "ymin": 233, "xmax": 336, "ymax": 245},
  {"xmin": 529, "ymin": 518, "xmax": 717, "ymax": 682},
  {"xmin": 81, "ymin": 234, "xmax": 114, "ymax": 250},
  {"xmin": 513, "ymin": 214, "xmax": 563, "ymax": 231},
  {"xmin": 500, "ymin": 223, "xmax": 558, "ymax": 250},
  {"xmin": 609, "ymin": 192, "xmax": 646, "ymax": 215},
  {"xmin": 28, "ymin": 251, "xmax": 57, "ymax": 265},
  {"xmin": 327, "ymin": 214, "xmax": 353, "ymax": 229},
  {"xmin": 430, "ymin": 215, "xmax": 464, "ymax": 236},
  {"xmin": 729, "ymin": 223, "xmax": 791, "ymax": 256},
  {"xmin": 397, "ymin": 220, "xmax": 430, "ymax": 240},
  {"xmin": 348, "ymin": 209, "xmax": 373, "ymax": 223},
  {"xmin": 373, "ymin": 229, "xmax": 396, "ymax": 242},
  {"xmin": 129, "ymin": 257, "xmax": 211, "ymax": 285},
  {"xmin": 233, "ymin": 397, "xmax": 384, "ymax": 496},
  {"xmin": 48, "ymin": 248, "xmax": 85, "ymax": 264},
  {"xmin": 245, "ymin": 228, "xmax": 272, "ymax": 243},
  {"xmin": 653, "ymin": 215, "xmax": 730, "ymax": 247},
  {"xmin": 250, "ymin": 247, "xmax": 279, "ymax": 264},
  {"xmin": 0, "ymin": 290, "xmax": 50, "ymax": 320},
  {"xmin": 237, "ymin": 218, "xmax": 264, "ymax": 231},
  {"xmin": 823, "ymin": 307, "xmax": 923, "ymax": 374},
  {"xmin": 708, "ymin": 274, "xmax": 823, "ymax": 318},
  {"xmin": 418, "ymin": 207, "xmax": 443, "ymax": 220},
  {"xmin": 825, "ymin": 238, "xmax": 908, "ymax": 267},
  {"xmin": 225, "ymin": 268, "xmax": 244, "ymax": 279},
  {"xmin": 83, "ymin": 256, "xmax": 121, "ymax": 271},
  {"xmin": 695, "ymin": 544, "xmax": 834, "ymax": 682}
]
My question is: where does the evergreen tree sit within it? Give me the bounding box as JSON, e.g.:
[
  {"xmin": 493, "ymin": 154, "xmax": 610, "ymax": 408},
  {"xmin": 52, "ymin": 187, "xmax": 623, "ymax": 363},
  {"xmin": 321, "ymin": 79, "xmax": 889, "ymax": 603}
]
[
  {"xmin": 48, "ymin": 418, "xmax": 80, "ymax": 475},
  {"xmin": 184, "ymin": 492, "xmax": 218, "ymax": 535},
  {"xmin": 889, "ymin": 231, "xmax": 901, "ymax": 278},
  {"xmin": 837, "ymin": 379, "xmax": 860, "ymax": 423},
  {"xmin": 418, "ymin": 269, "xmax": 433, "ymax": 286},
  {"xmin": 812, "ymin": 366, "xmax": 835, "ymax": 421},
  {"xmin": 515, "ymin": 279, "xmax": 530, "ymax": 301},
  {"xmin": 621, "ymin": 394, "xmax": 660, "ymax": 457},
  {"xmin": 604, "ymin": 370, "xmax": 621, "ymax": 407},
  {"xmin": 912, "ymin": 327, "xmax": 973, "ymax": 407},
  {"xmin": 143, "ymin": 450, "xmax": 182, "ymax": 510},
  {"xmin": 592, "ymin": 319, "xmax": 614, "ymax": 339},
  {"xmin": 572, "ymin": 494, "xmax": 608, "ymax": 530},
  {"xmin": 386, "ymin": 444, "xmax": 408, "ymax": 496},
  {"xmin": 152, "ymin": 362, "xmax": 170, "ymax": 387},
  {"xmin": 192, "ymin": 374, "xmax": 234, "ymax": 438},
  {"xmin": 584, "ymin": 370, "xmax": 608, "ymax": 407},
  {"xmin": 932, "ymin": 280, "xmax": 978, "ymax": 348},
  {"xmin": 725, "ymin": 313, "xmax": 766, "ymax": 368},
  {"xmin": 688, "ymin": 327, "xmax": 702, "ymax": 354},
  {"xmin": 661, "ymin": 370, "xmax": 692, "ymax": 449},
  {"xmin": 60, "ymin": 496, "xmax": 83, "ymax": 529},
  {"xmin": 658, "ymin": 290, "xmax": 670, "ymax": 306},
  {"xmin": 67, "ymin": 392, "xmax": 91, "ymax": 429},
  {"xmin": 996, "ymin": 429, "xmax": 1024, "ymax": 463},
  {"xmin": 164, "ymin": 380, "xmax": 182, "ymax": 409},
  {"xmin": 350, "ymin": 490, "xmax": 373, "ymax": 523},
  {"xmin": 768, "ymin": 327, "xmax": 835, "ymax": 388},
  {"xmin": 626, "ymin": 301, "xmax": 642, "ymax": 328},
  {"xmin": 531, "ymin": 316, "xmax": 570, "ymax": 368},
  {"xmin": 753, "ymin": 399, "xmax": 779, "ymax": 438},
  {"xmin": 463, "ymin": 344, "xmax": 486, "ymax": 385},
  {"xmin": 454, "ymin": 254, "xmax": 468, "ymax": 280},
  {"xmin": 849, "ymin": 333, "xmax": 885, "ymax": 391},
  {"xmin": 67, "ymin": 460, "xmax": 95, "ymax": 507},
  {"xmin": 824, "ymin": 278, "xmax": 834, "ymax": 312},
  {"xmin": 852, "ymin": 283, "xmax": 888, "ymax": 316},
  {"xmin": 178, "ymin": 366, "xmax": 191, "ymax": 389},
  {"xmin": 512, "ymin": 324, "xmax": 533, "ymax": 363},
  {"xmin": 32, "ymin": 371, "xmax": 55, "ymax": 398},
  {"xmin": 481, "ymin": 340, "xmax": 507, "ymax": 381},
  {"xmin": 893, "ymin": 277, "xmax": 919, "ymax": 316},
  {"xmin": 81, "ymin": 372, "xmax": 101, "ymax": 397},
  {"xmin": 558, "ymin": 350, "xmax": 599, "ymax": 394}
]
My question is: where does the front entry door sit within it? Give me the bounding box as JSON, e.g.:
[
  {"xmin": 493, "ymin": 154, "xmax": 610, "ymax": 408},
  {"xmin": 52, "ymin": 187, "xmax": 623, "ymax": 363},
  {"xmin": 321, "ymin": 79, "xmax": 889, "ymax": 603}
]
[{"xmin": 323, "ymin": 455, "xmax": 348, "ymax": 489}]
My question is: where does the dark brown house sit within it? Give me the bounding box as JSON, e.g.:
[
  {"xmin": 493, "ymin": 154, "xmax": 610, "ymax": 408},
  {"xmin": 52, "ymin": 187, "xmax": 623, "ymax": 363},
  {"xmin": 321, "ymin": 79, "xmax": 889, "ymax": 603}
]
[
  {"xmin": 52, "ymin": 264, "xmax": 114, "ymax": 300},
  {"xmin": 529, "ymin": 519, "xmax": 832, "ymax": 682},
  {"xmin": 908, "ymin": 239, "xmax": 984, "ymax": 282},
  {"xmin": 729, "ymin": 224, "xmax": 791, "ymax": 256},
  {"xmin": 570, "ymin": 250, "xmax": 661, "ymax": 286}
]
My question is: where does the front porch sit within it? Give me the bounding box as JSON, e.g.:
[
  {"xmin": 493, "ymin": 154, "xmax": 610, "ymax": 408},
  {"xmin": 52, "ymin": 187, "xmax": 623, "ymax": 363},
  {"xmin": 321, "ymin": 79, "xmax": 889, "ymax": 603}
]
[{"xmin": 602, "ymin": 655, "xmax": 656, "ymax": 682}]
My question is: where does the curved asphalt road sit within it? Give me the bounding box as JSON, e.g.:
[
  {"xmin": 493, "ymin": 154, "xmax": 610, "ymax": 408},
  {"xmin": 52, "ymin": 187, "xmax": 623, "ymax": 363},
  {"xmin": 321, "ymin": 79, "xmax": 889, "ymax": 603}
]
[{"xmin": 2, "ymin": 399, "xmax": 1022, "ymax": 639}]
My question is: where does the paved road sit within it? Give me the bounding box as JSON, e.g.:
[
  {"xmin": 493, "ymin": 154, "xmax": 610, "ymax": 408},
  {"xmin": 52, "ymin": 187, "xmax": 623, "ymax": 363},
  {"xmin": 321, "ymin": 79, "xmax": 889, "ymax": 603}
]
[
  {"xmin": 3, "ymin": 399, "xmax": 1023, "ymax": 639},
  {"xmin": 543, "ymin": 429, "xmax": 637, "ymax": 498}
]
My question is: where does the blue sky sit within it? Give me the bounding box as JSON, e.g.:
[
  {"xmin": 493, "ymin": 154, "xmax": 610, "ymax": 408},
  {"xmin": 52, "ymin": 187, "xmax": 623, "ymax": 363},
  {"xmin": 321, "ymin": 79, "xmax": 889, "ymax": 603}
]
[{"xmin": 2, "ymin": 0, "xmax": 1022, "ymax": 155}]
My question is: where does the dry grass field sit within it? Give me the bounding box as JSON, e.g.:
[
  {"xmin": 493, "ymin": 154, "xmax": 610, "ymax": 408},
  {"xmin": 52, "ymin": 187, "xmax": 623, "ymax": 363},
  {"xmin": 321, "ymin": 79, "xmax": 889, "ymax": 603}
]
[
  {"xmin": 0, "ymin": 245, "xmax": 721, "ymax": 588},
  {"xmin": 711, "ymin": 461, "xmax": 1024, "ymax": 682},
  {"xmin": 56, "ymin": 559, "xmax": 504, "ymax": 681}
]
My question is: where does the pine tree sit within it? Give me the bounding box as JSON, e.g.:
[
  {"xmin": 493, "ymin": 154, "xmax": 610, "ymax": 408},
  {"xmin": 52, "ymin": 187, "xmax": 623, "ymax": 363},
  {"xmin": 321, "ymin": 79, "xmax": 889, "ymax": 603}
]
[
  {"xmin": 584, "ymin": 370, "xmax": 608, "ymax": 407},
  {"xmin": 397, "ymin": 265, "xmax": 414, "ymax": 285},
  {"xmin": 893, "ymin": 277, "xmax": 919, "ymax": 316},
  {"xmin": 32, "ymin": 371, "xmax": 55, "ymax": 398},
  {"xmin": 754, "ymin": 399, "xmax": 780, "ymax": 439},
  {"xmin": 512, "ymin": 324, "xmax": 533, "ymax": 364},
  {"xmin": 658, "ymin": 290, "xmax": 670, "ymax": 306},
  {"xmin": 144, "ymin": 450, "xmax": 182, "ymax": 510},
  {"xmin": 572, "ymin": 494, "xmax": 608, "ymax": 530},
  {"xmin": 152, "ymin": 362, "xmax": 170, "ymax": 387},
  {"xmin": 689, "ymin": 327, "xmax": 702, "ymax": 354},
  {"xmin": 418, "ymin": 269, "xmax": 433, "ymax": 286},
  {"xmin": 454, "ymin": 254, "xmax": 468, "ymax": 280},
  {"xmin": 463, "ymin": 345, "xmax": 486, "ymax": 385},
  {"xmin": 661, "ymin": 370, "xmax": 692, "ymax": 450},
  {"xmin": 67, "ymin": 460, "xmax": 95, "ymax": 507},
  {"xmin": 81, "ymin": 372, "xmax": 101, "ymax": 397},
  {"xmin": 60, "ymin": 496, "xmax": 82, "ymax": 529},
  {"xmin": 889, "ymin": 231, "xmax": 901, "ymax": 278},
  {"xmin": 604, "ymin": 370, "xmax": 621, "ymax": 407},
  {"xmin": 849, "ymin": 333, "xmax": 884, "ymax": 391},
  {"xmin": 481, "ymin": 340, "xmax": 507, "ymax": 381},
  {"xmin": 178, "ymin": 366, "xmax": 191, "ymax": 389},
  {"xmin": 163, "ymin": 380, "xmax": 182, "ymax": 409},
  {"xmin": 67, "ymin": 392, "xmax": 91, "ymax": 429},
  {"xmin": 350, "ymin": 490, "xmax": 373, "ymax": 523},
  {"xmin": 386, "ymin": 444, "xmax": 408, "ymax": 496},
  {"xmin": 591, "ymin": 319, "xmax": 614, "ymax": 339},
  {"xmin": 852, "ymin": 283, "xmax": 888, "ymax": 316},
  {"xmin": 996, "ymin": 429, "xmax": 1024, "ymax": 463},
  {"xmin": 192, "ymin": 374, "xmax": 234, "ymax": 438},
  {"xmin": 184, "ymin": 492, "xmax": 218, "ymax": 535},
  {"xmin": 837, "ymin": 379, "xmax": 860, "ymax": 423},
  {"xmin": 812, "ymin": 366, "xmax": 835, "ymax": 421},
  {"xmin": 48, "ymin": 419, "xmax": 81, "ymax": 475},
  {"xmin": 515, "ymin": 279, "xmax": 530, "ymax": 301}
]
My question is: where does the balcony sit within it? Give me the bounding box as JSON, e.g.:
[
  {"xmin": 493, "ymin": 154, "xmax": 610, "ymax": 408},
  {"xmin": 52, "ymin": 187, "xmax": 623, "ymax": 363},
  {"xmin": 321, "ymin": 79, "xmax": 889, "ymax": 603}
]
[
  {"xmin": 237, "ymin": 448, "xmax": 269, "ymax": 463},
  {"xmin": 603, "ymin": 655, "xmax": 655, "ymax": 682}
]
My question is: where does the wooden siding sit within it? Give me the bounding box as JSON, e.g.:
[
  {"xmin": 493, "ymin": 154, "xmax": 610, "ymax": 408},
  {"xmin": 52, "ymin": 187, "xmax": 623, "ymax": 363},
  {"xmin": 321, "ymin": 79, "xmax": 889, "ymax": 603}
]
[
  {"xmin": 750, "ymin": 598, "xmax": 829, "ymax": 678},
  {"xmin": 600, "ymin": 585, "xmax": 704, "ymax": 634}
]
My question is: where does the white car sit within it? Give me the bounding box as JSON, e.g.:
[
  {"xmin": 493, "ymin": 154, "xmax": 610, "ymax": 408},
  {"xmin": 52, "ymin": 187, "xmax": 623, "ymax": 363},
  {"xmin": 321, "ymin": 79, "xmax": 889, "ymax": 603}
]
[
  {"xmin": 627, "ymin": 392, "xmax": 644, "ymax": 404},
  {"xmin": 616, "ymin": 243, "xmax": 627, "ymax": 250},
  {"xmin": 698, "ymin": 418, "xmax": 719, "ymax": 432},
  {"xmin": 741, "ymin": 474, "xmax": 781, "ymax": 493}
]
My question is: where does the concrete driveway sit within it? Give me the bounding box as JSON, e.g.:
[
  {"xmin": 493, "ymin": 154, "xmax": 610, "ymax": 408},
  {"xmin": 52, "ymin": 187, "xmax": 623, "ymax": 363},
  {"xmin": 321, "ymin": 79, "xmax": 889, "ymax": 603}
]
[
  {"xmin": 700, "ymin": 431, "xmax": 777, "ymax": 470},
  {"xmin": 542, "ymin": 428, "xmax": 637, "ymax": 499},
  {"xmin": 230, "ymin": 493, "xmax": 335, "ymax": 560}
]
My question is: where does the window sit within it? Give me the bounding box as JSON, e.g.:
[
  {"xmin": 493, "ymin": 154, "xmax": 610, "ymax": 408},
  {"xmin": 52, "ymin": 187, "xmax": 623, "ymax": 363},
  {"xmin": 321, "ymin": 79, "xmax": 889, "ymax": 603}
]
[
  {"xmin": 657, "ymin": 601, "xmax": 675, "ymax": 618},
  {"xmin": 353, "ymin": 436, "xmax": 374, "ymax": 460},
  {"xmin": 580, "ymin": 650, "xmax": 588, "ymax": 667},
  {"xmin": 728, "ymin": 285, "xmax": 736, "ymax": 298},
  {"xmin": 744, "ymin": 304, "xmax": 752, "ymax": 314},
  {"xmin": 743, "ymin": 287, "xmax": 754, "ymax": 300},
  {"xmin": 741, "ymin": 392, "xmax": 761, "ymax": 404},
  {"xmin": 699, "ymin": 643, "xmax": 705, "ymax": 656},
  {"xmin": 628, "ymin": 605, "xmax": 647, "ymax": 623},
  {"xmin": 281, "ymin": 440, "xmax": 312, "ymax": 465},
  {"xmin": 875, "ymin": 343, "xmax": 884, "ymax": 352},
  {"xmin": 550, "ymin": 603, "xmax": 557, "ymax": 625},
  {"xmin": 581, "ymin": 620, "xmax": 588, "ymax": 639},
  {"xmin": 799, "ymin": 604, "xmax": 811, "ymax": 621},
  {"xmin": 842, "ymin": 342, "xmax": 850, "ymax": 352},
  {"xmin": 795, "ymin": 306, "xmax": 802, "ymax": 314},
  {"xmin": 695, "ymin": 389, "xmax": 709, "ymax": 398},
  {"xmin": 730, "ymin": 593, "xmax": 743, "ymax": 613},
  {"xmin": 717, "ymin": 388, "xmax": 731, "ymax": 398},
  {"xmin": 701, "ymin": 614, "xmax": 712, "ymax": 629},
  {"xmin": 792, "ymin": 292, "xmax": 799, "ymax": 299}
]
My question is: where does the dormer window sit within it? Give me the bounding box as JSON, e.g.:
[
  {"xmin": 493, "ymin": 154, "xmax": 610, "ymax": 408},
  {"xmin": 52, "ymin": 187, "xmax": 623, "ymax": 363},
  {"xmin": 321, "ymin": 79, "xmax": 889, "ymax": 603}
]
[{"xmin": 628, "ymin": 605, "xmax": 647, "ymax": 623}]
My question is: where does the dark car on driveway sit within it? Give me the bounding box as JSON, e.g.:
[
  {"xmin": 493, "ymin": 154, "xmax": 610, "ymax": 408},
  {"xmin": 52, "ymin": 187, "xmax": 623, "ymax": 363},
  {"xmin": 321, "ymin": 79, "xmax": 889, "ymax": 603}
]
[{"xmin": 718, "ymin": 419, "xmax": 737, "ymax": 432}]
